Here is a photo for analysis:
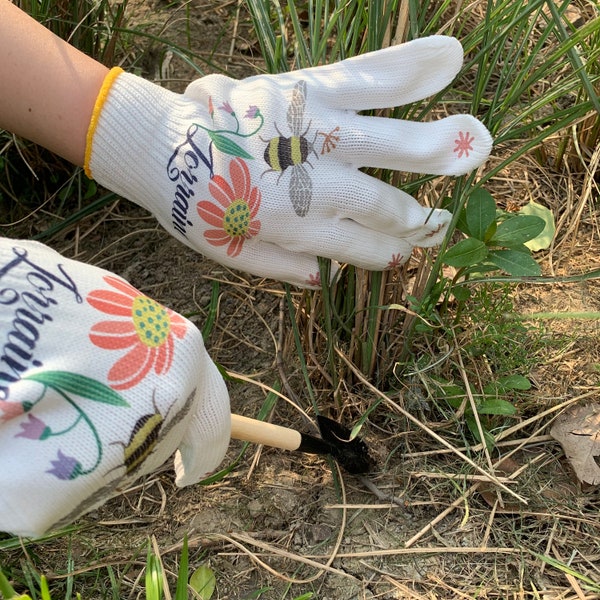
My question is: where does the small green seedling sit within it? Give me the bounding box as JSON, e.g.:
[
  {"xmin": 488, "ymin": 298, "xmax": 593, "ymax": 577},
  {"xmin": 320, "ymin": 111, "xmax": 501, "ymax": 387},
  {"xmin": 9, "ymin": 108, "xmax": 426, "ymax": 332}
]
[
  {"xmin": 436, "ymin": 374, "xmax": 530, "ymax": 448},
  {"xmin": 445, "ymin": 188, "xmax": 547, "ymax": 279}
]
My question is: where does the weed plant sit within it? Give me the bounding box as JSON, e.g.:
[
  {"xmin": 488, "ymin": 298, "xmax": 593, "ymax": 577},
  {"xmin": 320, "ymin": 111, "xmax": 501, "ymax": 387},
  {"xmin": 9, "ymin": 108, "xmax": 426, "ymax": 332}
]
[{"xmin": 245, "ymin": 0, "xmax": 600, "ymax": 400}]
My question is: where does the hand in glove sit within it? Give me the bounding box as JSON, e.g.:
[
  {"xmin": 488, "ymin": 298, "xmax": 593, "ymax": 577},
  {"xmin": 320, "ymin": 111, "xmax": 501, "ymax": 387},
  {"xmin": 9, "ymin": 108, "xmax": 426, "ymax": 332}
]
[
  {"xmin": 85, "ymin": 36, "xmax": 492, "ymax": 287},
  {"xmin": 0, "ymin": 240, "xmax": 229, "ymax": 537}
]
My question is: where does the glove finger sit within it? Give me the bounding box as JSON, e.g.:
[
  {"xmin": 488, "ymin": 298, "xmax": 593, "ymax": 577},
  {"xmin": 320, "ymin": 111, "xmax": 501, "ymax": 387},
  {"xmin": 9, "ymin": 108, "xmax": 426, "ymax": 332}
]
[
  {"xmin": 337, "ymin": 113, "xmax": 493, "ymax": 175},
  {"xmin": 186, "ymin": 37, "xmax": 463, "ymax": 111},
  {"xmin": 192, "ymin": 236, "xmax": 335, "ymax": 289},
  {"xmin": 274, "ymin": 36, "xmax": 463, "ymax": 110},
  {"xmin": 261, "ymin": 168, "xmax": 450, "ymax": 245},
  {"xmin": 174, "ymin": 354, "xmax": 231, "ymax": 487},
  {"xmin": 280, "ymin": 219, "xmax": 425, "ymax": 271},
  {"xmin": 257, "ymin": 170, "xmax": 451, "ymax": 269},
  {"xmin": 329, "ymin": 169, "xmax": 451, "ymax": 240}
]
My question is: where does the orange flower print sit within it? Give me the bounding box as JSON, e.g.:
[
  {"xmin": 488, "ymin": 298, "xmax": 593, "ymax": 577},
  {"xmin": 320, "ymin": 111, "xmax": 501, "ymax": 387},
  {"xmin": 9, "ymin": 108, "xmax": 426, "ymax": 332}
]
[
  {"xmin": 197, "ymin": 158, "xmax": 261, "ymax": 258},
  {"xmin": 87, "ymin": 276, "xmax": 189, "ymax": 390}
]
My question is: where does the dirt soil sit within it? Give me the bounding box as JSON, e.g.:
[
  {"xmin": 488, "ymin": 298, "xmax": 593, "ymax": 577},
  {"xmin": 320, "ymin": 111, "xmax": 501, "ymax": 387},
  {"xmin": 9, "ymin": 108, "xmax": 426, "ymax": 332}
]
[{"xmin": 2, "ymin": 1, "xmax": 600, "ymax": 599}]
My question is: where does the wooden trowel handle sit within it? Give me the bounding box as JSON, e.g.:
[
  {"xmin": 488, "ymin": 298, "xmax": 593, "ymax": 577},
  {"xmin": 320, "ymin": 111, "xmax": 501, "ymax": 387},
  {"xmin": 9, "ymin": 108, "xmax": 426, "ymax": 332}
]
[{"xmin": 230, "ymin": 414, "xmax": 302, "ymax": 451}]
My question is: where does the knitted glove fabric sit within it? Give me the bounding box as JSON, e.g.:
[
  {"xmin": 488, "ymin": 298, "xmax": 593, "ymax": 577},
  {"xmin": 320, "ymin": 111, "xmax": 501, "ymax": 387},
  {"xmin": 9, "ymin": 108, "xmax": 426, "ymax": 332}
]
[
  {"xmin": 0, "ymin": 240, "xmax": 230, "ymax": 537},
  {"xmin": 85, "ymin": 36, "xmax": 493, "ymax": 288}
]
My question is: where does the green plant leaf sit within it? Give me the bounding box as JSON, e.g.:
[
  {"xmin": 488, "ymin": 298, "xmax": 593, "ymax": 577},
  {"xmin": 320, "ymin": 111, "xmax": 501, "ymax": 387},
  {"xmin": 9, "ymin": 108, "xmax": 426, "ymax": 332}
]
[
  {"xmin": 23, "ymin": 371, "xmax": 129, "ymax": 407},
  {"xmin": 519, "ymin": 201, "xmax": 556, "ymax": 251},
  {"xmin": 455, "ymin": 207, "xmax": 470, "ymax": 236},
  {"xmin": 208, "ymin": 131, "xmax": 254, "ymax": 159},
  {"xmin": 39, "ymin": 576, "xmax": 51, "ymax": 600},
  {"xmin": 488, "ymin": 249, "xmax": 541, "ymax": 276},
  {"xmin": 465, "ymin": 188, "xmax": 497, "ymax": 240},
  {"xmin": 489, "ymin": 215, "xmax": 546, "ymax": 247},
  {"xmin": 484, "ymin": 374, "xmax": 532, "ymax": 395},
  {"xmin": 145, "ymin": 548, "xmax": 164, "ymax": 600},
  {"xmin": 477, "ymin": 398, "xmax": 517, "ymax": 415},
  {"xmin": 465, "ymin": 415, "xmax": 496, "ymax": 448},
  {"xmin": 84, "ymin": 179, "xmax": 97, "ymax": 200},
  {"xmin": 175, "ymin": 535, "xmax": 190, "ymax": 600},
  {"xmin": 483, "ymin": 220, "xmax": 498, "ymax": 243},
  {"xmin": 189, "ymin": 565, "xmax": 216, "ymax": 600},
  {"xmin": 443, "ymin": 238, "xmax": 488, "ymax": 267},
  {"xmin": 451, "ymin": 284, "xmax": 471, "ymax": 302},
  {"xmin": 497, "ymin": 374, "xmax": 531, "ymax": 390},
  {"xmin": 437, "ymin": 382, "xmax": 466, "ymax": 409},
  {"xmin": 534, "ymin": 553, "xmax": 600, "ymax": 591},
  {"xmin": 0, "ymin": 568, "xmax": 18, "ymax": 599}
]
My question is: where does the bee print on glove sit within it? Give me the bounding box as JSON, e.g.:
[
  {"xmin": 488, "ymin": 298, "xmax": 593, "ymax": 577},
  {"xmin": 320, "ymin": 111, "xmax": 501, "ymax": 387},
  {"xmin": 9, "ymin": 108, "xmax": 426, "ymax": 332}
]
[
  {"xmin": 50, "ymin": 389, "xmax": 196, "ymax": 530},
  {"xmin": 113, "ymin": 389, "xmax": 196, "ymax": 476},
  {"xmin": 262, "ymin": 81, "xmax": 339, "ymax": 217}
]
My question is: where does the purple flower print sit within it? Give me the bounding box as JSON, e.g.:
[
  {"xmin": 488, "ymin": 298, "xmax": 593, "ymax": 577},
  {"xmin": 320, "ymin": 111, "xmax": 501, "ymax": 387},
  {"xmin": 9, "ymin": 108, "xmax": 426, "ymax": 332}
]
[
  {"xmin": 16, "ymin": 413, "xmax": 51, "ymax": 440},
  {"xmin": 47, "ymin": 450, "xmax": 83, "ymax": 480},
  {"xmin": 245, "ymin": 105, "xmax": 260, "ymax": 119}
]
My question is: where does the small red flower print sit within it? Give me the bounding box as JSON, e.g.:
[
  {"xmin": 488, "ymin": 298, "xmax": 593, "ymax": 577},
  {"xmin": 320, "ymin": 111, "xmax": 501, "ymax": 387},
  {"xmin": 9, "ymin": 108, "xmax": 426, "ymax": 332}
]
[
  {"xmin": 197, "ymin": 158, "xmax": 261, "ymax": 258},
  {"xmin": 387, "ymin": 253, "xmax": 404, "ymax": 269},
  {"xmin": 305, "ymin": 272, "xmax": 321, "ymax": 287},
  {"xmin": 453, "ymin": 131, "xmax": 475, "ymax": 158},
  {"xmin": 87, "ymin": 276, "xmax": 189, "ymax": 390},
  {"xmin": 425, "ymin": 222, "xmax": 444, "ymax": 238},
  {"xmin": 318, "ymin": 127, "xmax": 341, "ymax": 155}
]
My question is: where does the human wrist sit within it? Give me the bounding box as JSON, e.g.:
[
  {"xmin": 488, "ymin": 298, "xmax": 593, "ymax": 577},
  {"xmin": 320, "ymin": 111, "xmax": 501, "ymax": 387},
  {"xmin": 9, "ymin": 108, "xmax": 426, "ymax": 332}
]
[{"xmin": 0, "ymin": 0, "xmax": 108, "ymax": 165}]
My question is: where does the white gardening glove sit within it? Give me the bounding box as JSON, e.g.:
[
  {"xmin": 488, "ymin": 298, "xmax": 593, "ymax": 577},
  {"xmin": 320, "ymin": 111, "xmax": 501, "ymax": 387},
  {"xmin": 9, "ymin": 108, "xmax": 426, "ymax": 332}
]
[
  {"xmin": 0, "ymin": 239, "xmax": 230, "ymax": 537},
  {"xmin": 85, "ymin": 36, "xmax": 492, "ymax": 288}
]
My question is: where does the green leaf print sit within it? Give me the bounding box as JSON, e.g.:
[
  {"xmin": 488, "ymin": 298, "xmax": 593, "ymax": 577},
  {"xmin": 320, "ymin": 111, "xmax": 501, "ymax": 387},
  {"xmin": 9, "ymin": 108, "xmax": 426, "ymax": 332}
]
[
  {"xmin": 208, "ymin": 131, "xmax": 254, "ymax": 159},
  {"xmin": 24, "ymin": 371, "xmax": 130, "ymax": 407}
]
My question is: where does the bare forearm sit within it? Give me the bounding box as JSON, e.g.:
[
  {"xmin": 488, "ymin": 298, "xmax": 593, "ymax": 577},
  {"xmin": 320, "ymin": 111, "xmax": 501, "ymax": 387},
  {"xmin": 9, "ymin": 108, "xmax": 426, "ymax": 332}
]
[{"xmin": 0, "ymin": 0, "xmax": 108, "ymax": 166}]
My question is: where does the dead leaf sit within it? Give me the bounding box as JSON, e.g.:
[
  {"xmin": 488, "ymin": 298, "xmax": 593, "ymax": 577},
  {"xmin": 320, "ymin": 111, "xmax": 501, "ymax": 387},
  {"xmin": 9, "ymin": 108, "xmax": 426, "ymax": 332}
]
[
  {"xmin": 478, "ymin": 456, "xmax": 524, "ymax": 513},
  {"xmin": 550, "ymin": 403, "xmax": 600, "ymax": 485}
]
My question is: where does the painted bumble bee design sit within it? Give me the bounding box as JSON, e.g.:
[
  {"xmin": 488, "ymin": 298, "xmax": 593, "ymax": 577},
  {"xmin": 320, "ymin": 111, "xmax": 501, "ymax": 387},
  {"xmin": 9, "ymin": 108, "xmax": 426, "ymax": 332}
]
[
  {"xmin": 51, "ymin": 389, "xmax": 196, "ymax": 529},
  {"xmin": 262, "ymin": 81, "xmax": 322, "ymax": 217}
]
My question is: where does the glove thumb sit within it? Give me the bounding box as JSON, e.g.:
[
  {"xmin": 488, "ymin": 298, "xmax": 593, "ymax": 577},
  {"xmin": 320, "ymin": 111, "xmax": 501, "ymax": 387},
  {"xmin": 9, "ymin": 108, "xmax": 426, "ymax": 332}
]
[{"xmin": 174, "ymin": 355, "xmax": 231, "ymax": 486}]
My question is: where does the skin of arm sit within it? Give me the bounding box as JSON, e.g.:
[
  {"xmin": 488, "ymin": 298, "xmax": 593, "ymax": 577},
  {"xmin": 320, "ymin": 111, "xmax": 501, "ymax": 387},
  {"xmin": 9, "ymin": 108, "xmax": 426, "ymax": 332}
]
[{"xmin": 0, "ymin": 0, "xmax": 109, "ymax": 166}]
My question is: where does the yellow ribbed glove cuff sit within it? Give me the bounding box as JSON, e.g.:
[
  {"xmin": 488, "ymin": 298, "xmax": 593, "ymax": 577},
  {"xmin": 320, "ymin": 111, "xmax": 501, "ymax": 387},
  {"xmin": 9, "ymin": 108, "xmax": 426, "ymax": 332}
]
[{"xmin": 84, "ymin": 66, "xmax": 124, "ymax": 178}]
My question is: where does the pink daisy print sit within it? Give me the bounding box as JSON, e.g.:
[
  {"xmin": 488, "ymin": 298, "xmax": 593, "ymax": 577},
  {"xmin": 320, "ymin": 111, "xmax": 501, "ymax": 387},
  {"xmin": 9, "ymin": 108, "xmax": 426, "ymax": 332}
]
[
  {"xmin": 197, "ymin": 158, "xmax": 261, "ymax": 258},
  {"xmin": 87, "ymin": 276, "xmax": 189, "ymax": 390}
]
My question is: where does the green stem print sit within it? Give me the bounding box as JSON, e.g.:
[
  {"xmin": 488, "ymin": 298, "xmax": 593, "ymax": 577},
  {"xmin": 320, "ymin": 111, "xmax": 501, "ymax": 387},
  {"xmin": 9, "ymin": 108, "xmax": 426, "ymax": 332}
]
[
  {"xmin": 198, "ymin": 99, "xmax": 264, "ymax": 160},
  {"xmin": 16, "ymin": 371, "xmax": 129, "ymax": 480}
]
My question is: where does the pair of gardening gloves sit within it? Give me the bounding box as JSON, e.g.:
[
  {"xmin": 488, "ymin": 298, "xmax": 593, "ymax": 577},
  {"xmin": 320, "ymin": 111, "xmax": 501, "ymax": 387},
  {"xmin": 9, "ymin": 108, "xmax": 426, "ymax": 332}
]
[{"xmin": 0, "ymin": 36, "xmax": 492, "ymax": 537}]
